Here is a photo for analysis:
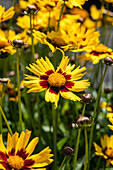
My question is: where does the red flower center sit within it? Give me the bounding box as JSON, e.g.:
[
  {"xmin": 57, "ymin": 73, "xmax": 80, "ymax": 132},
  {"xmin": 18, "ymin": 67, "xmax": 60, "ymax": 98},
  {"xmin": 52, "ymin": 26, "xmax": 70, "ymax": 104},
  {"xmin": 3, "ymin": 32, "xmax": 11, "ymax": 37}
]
[{"xmin": 7, "ymin": 155, "xmax": 24, "ymax": 170}]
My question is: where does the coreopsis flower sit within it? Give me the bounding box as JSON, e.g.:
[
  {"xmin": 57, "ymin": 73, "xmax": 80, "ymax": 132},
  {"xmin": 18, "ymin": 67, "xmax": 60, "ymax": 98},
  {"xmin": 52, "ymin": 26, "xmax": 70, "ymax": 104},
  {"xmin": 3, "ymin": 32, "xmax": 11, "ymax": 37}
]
[
  {"xmin": 0, "ymin": 5, "xmax": 15, "ymax": 23},
  {"xmin": 33, "ymin": 23, "xmax": 100, "ymax": 53},
  {"xmin": 94, "ymin": 135, "xmax": 113, "ymax": 167},
  {"xmin": 0, "ymin": 29, "xmax": 16, "ymax": 55},
  {"xmin": 24, "ymin": 55, "xmax": 90, "ymax": 107},
  {"xmin": 104, "ymin": 0, "xmax": 113, "ymax": 3},
  {"xmin": 70, "ymin": 7, "xmax": 89, "ymax": 20},
  {"xmin": 0, "ymin": 129, "xmax": 53, "ymax": 170},
  {"xmin": 77, "ymin": 44, "xmax": 113, "ymax": 64},
  {"xmin": 100, "ymin": 102, "xmax": 113, "ymax": 130},
  {"xmin": 33, "ymin": 30, "xmax": 68, "ymax": 53}
]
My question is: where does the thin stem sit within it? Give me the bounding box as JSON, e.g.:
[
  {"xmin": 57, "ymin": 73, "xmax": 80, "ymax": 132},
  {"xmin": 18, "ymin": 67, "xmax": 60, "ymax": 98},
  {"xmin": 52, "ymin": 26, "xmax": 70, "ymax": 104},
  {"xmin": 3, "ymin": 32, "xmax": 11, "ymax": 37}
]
[
  {"xmin": 87, "ymin": 65, "xmax": 108, "ymax": 170},
  {"xmin": 57, "ymin": 1, "xmax": 65, "ymax": 31},
  {"xmin": 52, "ymin": 104, "xmax": 58, "ymax": 170},
  {"xmin": 16, "ymin": 48, "xmax": 23, "ymax": 131},
  {"xmin": 30, "ymin": 12, "xmax": 35, "ymax": 62},
  {"xmin": 73, "ymin": 103, "xmax": 86, "ymax": 169},
  {"xmin": 84, "ymin": 128, "xmax": 88, "ymax": 170},
  {"xmin": 0, "ymin": 106, "xmax": 13, "ymax": 136},
  {"xmin": 59, "ymin": 156, "xmax": 67, "ymax": 170}
]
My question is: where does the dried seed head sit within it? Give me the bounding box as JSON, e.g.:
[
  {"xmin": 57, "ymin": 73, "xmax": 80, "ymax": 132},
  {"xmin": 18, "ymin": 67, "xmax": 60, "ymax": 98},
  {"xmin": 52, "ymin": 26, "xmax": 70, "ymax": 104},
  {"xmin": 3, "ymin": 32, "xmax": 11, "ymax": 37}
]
[
  {"xmin": 81, "ymin": 93, "xmax": 93, "ymax": 104},
  {"xmin": 13, "ymin": 39, "xmax": 24, "ymax": 48},
  {"xmin": 104, "ymin": 57, "xmax": 113, "ymax": 66},
  {"xmin": 63, "ymin": 146, "xmax": 74, "ymax": 156}
]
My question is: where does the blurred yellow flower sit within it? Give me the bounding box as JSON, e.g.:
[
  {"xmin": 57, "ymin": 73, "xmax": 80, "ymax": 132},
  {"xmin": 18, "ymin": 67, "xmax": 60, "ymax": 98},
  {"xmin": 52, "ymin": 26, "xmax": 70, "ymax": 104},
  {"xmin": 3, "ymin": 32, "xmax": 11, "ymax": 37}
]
[
  {"xmin": 94, "ymin": 135, "xmax": 113, "ymax": 167},
  {"xmin": 0, "ymin": 5, "xmax": 15, "ymax": 23},
  {"xmin": 0, "ymin": 29, "xmax": 16, "ymax": 55},
  {"xmin": 24, "ymin": 55, "xmax": 90, "ymax": 107},
  {"xmin": 77, "ymin": 44, "xmax": 113, "ymax": 64},
  {"xmin": 0, "ymin": 129, "xmax": 53, "ymax": 170}
]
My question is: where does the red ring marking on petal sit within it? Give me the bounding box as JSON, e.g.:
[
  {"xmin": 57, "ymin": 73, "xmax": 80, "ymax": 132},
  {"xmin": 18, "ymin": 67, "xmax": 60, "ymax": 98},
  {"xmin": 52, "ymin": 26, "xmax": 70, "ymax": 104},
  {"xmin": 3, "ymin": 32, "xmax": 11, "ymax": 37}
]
[
  {"xmin": 60, "ymin": 87, "xmax": 69, "ymax": 92},
  {"xmin": 24, "ymin": 159, "xmax": 35, "ymax": 167},
  {"xmin": 57, "ymin": 68, "xmax": 62, "ymax": 74},
  {"xmin": 40, "ymin": 75, "xmax": 48, "ymax": 80},
  {"xmin": 65, "ymin": 81, "xmax": 74, "ymax": 88},
  {"xmin": 0, "ymin": 162, "xmax": 10, "ymax": 170},
  {"xmin": 63, "ymin": 73, "xmax": 71, "ymax": 80},
  {"xmin": 16, "ymin": 149, "xmax": 28, "ymax": 160},
  {"xmin": 49, "ymin": 87, "xmax": 59, "ymax": 95},
  {"xmin": 45, "ymin": 70, "xmax": 54, "ymax": 75},
  {"xmin": 8, "ymin": 148, "xmax": 15, "ymax": 156},
  {"xmin": 39, "ymin": 80, "xmax": 48, "ymax": 88},
  {"xmin": 0, "ymin": 152, "xmax": 7, "ymax": 161}
]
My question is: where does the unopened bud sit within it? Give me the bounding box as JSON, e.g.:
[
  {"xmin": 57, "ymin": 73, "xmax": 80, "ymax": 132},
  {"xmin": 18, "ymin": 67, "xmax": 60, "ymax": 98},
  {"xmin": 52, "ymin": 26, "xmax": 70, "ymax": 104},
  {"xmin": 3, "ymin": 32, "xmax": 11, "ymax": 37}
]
[
  {"xmin": 0, "ymin": 52, "xmax": 8, "ymax": 58},
  {"xmin": 8, "ymin": 71, "xmax": 15, "ymax": 77},
  {"xmin": 13, "ymin": 39, "xmax": 24, "ymax": 48},
  {"xmin": 104, "ymin": 57, "xmax": 113, "ymax": 66},
  {"xmin": 104, "ymin": 88, "xmax": 112, "ymax": 94},
  {"xmin": 76, "ymin": 116, "xmax": 92, "ymax": 128},
  {"xmin": 27, "ymin": 4, "xmax": 37, "ymax": 13},
  {"xmin": 0, "ymin": 78, "xmax": 10, "ymax": 85},
  {"xmin": 1, "ymin": 23, "xmax": 8, "ymax": 30},
  {"xmin": 63, "ymin": 146, "xmax": 74, "ymax": 156},
  {"xmin": 81, "ymin": 93, "xmax": 93, "ymax": 104}
]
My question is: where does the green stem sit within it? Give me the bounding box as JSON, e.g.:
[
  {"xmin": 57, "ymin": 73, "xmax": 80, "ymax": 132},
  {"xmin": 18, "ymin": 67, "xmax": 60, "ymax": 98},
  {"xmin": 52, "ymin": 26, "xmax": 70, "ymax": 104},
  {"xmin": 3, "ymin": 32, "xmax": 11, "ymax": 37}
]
[
  {"xmin": 87, "ymin": 65, "xmax": 108, "ymax": 170},
  {"xmin": 0, "ymin": 106, "xmax": 13, "ymax": 136},
  {"xmin": 52, "ymin": 104, "xmax": 58, "ymax": 170},
  {"xmin": 59, "ymin": 156, "xmax": 67, "ymax": 170},
  {"xmin": 30, "ymin": 12, "xmax": 35, "ymax": 62},
  {"xmin": 36, "ymin": 94, "xmax": 41, "ymax": 136},
  {"xmin": 73, "ymin": 103, "xmax": 86, "ymax": 169},
  {"xmin": 84, "ymin": 128, "xmax": 88, "ymax": 170},
  {"xmin": 16, "ymin": 48, "xmax": 23, "ymax": 131},
  {"xmin": 57, "ymin": 1, "xmax": 65, "ymax": 31}
]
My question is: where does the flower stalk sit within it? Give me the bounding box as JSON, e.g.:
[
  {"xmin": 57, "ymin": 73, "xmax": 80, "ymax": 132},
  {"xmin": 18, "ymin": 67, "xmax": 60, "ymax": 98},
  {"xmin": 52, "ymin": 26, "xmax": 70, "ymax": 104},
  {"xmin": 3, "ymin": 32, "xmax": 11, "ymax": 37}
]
[
  {"xmin": 84, "ymin": 128, "xmax": 88, "ymax": 170},
  {"xmin": 57, "ymin": 1, "xmax": 65, "ymax": 31},
  {"xmin": 88, "ymin": 65, "xmax": 108, "ymax": 170},
  {"xmin": 59, "ymin": 156, "xmax": 67, "ymax": 170},
  {"xmin": 52, "ymin": 104, "xmax": 58, "ymax": 170},
  {"xmin": 16, "ymin": 48, "xmax": 23, "ymax": 131},
  {"xmin": 73, "ymin": 103, "xmax": 86, "ymax": 169},
  {"xmin": 0, "ymin": 106, "xmax": 13, "ymax": 136},
  {"xmin": 30, "ymin": 11, "xmax": 35, "ymax": 62}
]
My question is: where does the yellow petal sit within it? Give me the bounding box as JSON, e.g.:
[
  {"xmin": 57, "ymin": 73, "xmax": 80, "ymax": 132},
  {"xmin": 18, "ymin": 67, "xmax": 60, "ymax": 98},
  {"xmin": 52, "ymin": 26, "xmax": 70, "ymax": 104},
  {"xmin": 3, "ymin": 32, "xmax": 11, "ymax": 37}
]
[
  {"xmin": 0, "ymin": 134, "xmax": 6, "ymax": 153},
  {"xmin": 16, "ymin": 129, "xmax": 31, "ymax": 153},
  {"xmin": 26, "ymin": 137, "xmax": 39, "ymax": 156}
]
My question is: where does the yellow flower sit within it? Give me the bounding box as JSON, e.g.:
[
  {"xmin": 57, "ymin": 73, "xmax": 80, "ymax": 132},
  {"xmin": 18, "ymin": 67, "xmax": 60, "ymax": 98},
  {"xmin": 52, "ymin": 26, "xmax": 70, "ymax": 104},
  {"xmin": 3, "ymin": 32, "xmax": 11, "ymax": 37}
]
[
  {"xmin": 24, "ymin": 55, "xmax": 90, "ymax": 107},
  {"xmin": 0, "ymin": 29, "xmax": 16, "ymax": 55},
  {"xmin": 94, "ymin": 135, "xmax": 113, "ymax": 167},
  {"xmin": 0, "ymin": 5, "xmax": 15, "ymax": 23},
  {"xmin": 66, "ymin": 0, "xmax": 88, "ymax": 8},
  {"xmin": 70, "ymin": 7, "xmax": 89, "ymax": 19},
  {"xmin": 0, "ymin": 129, "xmax": 53, "ymax": 170},
  {"xmin": 104, "ymin": 0, "xmax": 113, "ymax": 3},
  {"xmin": 90, "ymin": 5, "xmax": 105, "ymax": 20},
  {"xmin": 77, "ymin": 44, "xmax": 113, "ymax": 64},
  {"xmin": 33, "ymin": 23, "xmax": 100, "ymax": 53},
  {"xmin": 100, "ymin": 102, "xmax": 113, "ymax": 112}
]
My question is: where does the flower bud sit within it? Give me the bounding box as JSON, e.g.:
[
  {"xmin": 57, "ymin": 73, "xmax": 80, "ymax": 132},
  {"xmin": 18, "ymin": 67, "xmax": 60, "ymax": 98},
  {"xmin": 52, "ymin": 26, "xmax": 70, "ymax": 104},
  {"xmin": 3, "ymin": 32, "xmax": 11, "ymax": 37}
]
[
  {"xmin": 0, "ymin": 52, "xmax": 8, "ymax": 58},
  {"xmin": 0, "ymin": 78, "xmax": 10, "ymax": 85},
  {"xmin": 1, "ymin": 23, "xmax": 8, "ymax": 30},
  {"xmin": 13, "ymin": 39, "xmax": 24, "ymax": 48},
  {"xmin": 8, "ymin": 71, "xmax": 15, "ymax": 77},
  {"xmin": 76, "ymin": 116, "xmax": 92, "ymax": 128},
  {"xmin": 63, "ymin": 146, "xmax": 74, "ymax": 156},
  {"xmin": 104, "ymin": 57, "xmax": 113, "ymax": 66},
  {"xmin": 14, "ymin": 27, "xmax": 21, "ymax": 34},
  {"xmin": 104, "ymin": 88, "xmax": 112, "ymax": 94},
  {"xmin": 81, "ymin": 93, "xmax": 93, "ymax": 104},
  {"xmin": 27, "ymin": 4, "xmax": 38, "ymax": 13}
]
